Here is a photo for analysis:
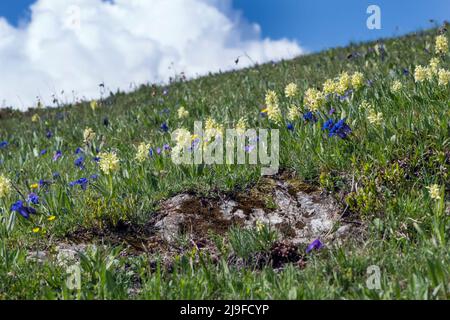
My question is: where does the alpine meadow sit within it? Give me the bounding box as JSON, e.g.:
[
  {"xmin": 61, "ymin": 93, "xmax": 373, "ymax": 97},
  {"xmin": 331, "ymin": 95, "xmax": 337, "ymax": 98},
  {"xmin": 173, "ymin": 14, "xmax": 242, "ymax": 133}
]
[{"xmin": 0, "ymin": 26, "xmax": 449, "ymax": 300}]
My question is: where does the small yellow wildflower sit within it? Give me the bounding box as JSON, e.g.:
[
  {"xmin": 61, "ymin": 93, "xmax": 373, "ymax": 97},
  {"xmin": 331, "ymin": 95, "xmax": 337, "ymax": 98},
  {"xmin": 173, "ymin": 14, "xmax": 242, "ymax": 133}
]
[
  {"xmin": 426, "ymin": 184, "xmax": 441, "ymax": 200},
  {"xmin": 30, "ymin": 183, "xmax": 39, "ymax": 190},
  {"xmin": 336, "ymin": 72, "xmax": 351, "ymax": 95},
  {"xmin": 367, "ymin": 108, "xmax": 383, "ymax": 125},
  {"xmin": 0, "ymin": 174, "xmax": 12, "ymax": 198},
  {"xmin": 287, "ymin": 105, "xmax": 300, "ymax": 121},
  {"xmin": 90, "ymin": 100, "xmax": 98, "ymax": 111},
  {"xmin": 173, "ymin": 128, "xmax": 192, "ymax": 146},
  {"xmin": 284, "ymin": 83, "xmax": 298, "ymax": 98},
  {"xmin": 235, "ymin": 117, "xmax": 248, "ymax": 134},
  {"xmin": 435, "ymin": 35, "xmax": 448, "ymax": 54},
  {"xmin": 264, "ymin": 90, "xmax": 282, "ymax": 124},
  {"xmin": 255, "ymin": 220, "xmax": 265, "ymax": 232},
  {"xmin": 32, "ymin": 227, "xmax": 41, "ymax": 233},
  {"xmin": 351, "ymin": 72, "xmax": 364, "ymax": 90},
  {"xmin": 438, "ymin": 68, "xmax": 450, "ymax": 86},
  {"xmin": 414, "ymin": 65, "xmax": 430, "ymax": 82},
  {"xmin": 31, "ymin": 114, "xmax": 40, "ymax": 122},
  {"xmin": 177, "ymin": 106, "xmax": 189, "ymax": 119},
  {"xmin": 391, "ymin": 80, "xmax": 403, "ymax": 93},
  {"xmin": 265, "ymin": 90, "xmax": 278, "ymax": 107},
  {"xmin": 360, "ymin": 100, "xmax": 371, "ymax": 110},
  {"xmin": 322, "ymin": 79, "xmax": 337, "ymax": 95},
  {"xmin": 83, "ymin": 127, "xmax": 96, "ymax": 144},
  {"xmin": 98, "ymin": 152, "xmax": 120, "ymax": 174},
  {"xmin": 429, "ymin": 57, "xmax": 440, "ymax": 74},
  {"xmin": 303, "ymin": 88, "xmax": 325, "ymax": 111},
  {"xmin": 135, "ymin": 142, "xmax": 151, "ymax": 162},
  {"xmin": 205, "ymin": 117, "xmax": 224, "ymax": 135},
  {"xmin": 47, "ymin": 215, "xmax": 57, "ymax": 222}
]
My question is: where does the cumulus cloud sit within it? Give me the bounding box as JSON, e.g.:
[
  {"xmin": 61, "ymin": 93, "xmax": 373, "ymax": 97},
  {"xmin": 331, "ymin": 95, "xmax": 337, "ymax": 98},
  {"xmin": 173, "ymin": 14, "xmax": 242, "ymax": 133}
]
[{"xmin": 0, "ymin": 0, "xmax": 303, "ymax": 110}]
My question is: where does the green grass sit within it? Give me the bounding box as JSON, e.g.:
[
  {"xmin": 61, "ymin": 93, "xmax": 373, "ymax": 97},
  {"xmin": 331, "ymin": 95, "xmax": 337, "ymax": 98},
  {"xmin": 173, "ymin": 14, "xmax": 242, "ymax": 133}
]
[{"xmin": 0, "ymin": 27, "xmax": 449, "ymax": 299}]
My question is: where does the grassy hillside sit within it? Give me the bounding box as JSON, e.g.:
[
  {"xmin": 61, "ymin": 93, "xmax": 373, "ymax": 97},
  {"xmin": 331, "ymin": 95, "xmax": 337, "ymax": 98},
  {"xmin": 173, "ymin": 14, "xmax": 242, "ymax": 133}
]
[{"xmin": 0, "ymin": 26, "xmax": 449, "ymax": 299}]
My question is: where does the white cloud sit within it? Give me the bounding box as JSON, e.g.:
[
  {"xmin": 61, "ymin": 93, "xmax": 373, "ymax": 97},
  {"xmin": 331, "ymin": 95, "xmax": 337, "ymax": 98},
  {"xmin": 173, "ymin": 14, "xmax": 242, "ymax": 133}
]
[{"xmin": 0, "ymin": 0, "xmax": 303, "ymax": 110}]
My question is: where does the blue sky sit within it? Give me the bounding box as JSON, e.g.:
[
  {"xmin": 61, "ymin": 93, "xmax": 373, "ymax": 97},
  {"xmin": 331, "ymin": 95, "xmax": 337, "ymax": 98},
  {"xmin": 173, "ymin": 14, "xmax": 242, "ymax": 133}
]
[
  {"xmin": 2, "ymin": 0, "xmax": 450, "ymax": 52},
  {"xmin": 1, "ymin": 0, "xmax": 450, "ymax": 109}
]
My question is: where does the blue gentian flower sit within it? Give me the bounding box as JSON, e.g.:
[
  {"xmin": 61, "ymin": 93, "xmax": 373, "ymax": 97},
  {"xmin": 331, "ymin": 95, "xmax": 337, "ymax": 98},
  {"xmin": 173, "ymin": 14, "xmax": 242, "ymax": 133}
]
[
  {"xmin": 306, "ymin": 238, "xmax": 323, "ymax": 253},
  {"xmin": 287, "ymin": 123, "xmax": 294, "ymax": 131},
  {"xmin": 149, "ymin": 148, "xmax": 154, "ymax": 157},
  {"xmin": 90, "ymin": 174, "xmax": 99, "ymax": 180},
  {"xmin": 75, "ymin": 147, "xmax": 83, "ymax": 154},
  {"xmin": 163, "ymin": 144, "xmax": 171, "ymax": 151},
  {"xmin": 160, "ymin": 122, "xmax": 169, "ymax": 133},
  {"xmin": 40, "ymin": 149, "xmax": 47, "ymax": 156},
  {"xmin": 74, "ymin": 156, "xmax": 85, "ymax": 169},
  {"xmin": 39, "ymin": 179, "xmax": 51, "ymax": 187},
  {"xmin": 27, "ymin": 193, "xmax": 40, "ymax": 205},
  {"xmin": 69, "ymin": 178, "xmax": 89, "ymax": 190},
  {"xmin": 0, "ymin": 141, "xmax": 8, "ymax": 149},
  {"xmin": 329, "ymin": 119, "xmax": 352, "ymax": 139},
  {"xmin": 322, "ymin": 119, "xmax": 334, "ymax": 131},
  {"xmin": 52, "ymin": 172, "xmax": 60, "ymax": 179},
  {"xmin": 303, "ymin": 111, "xmax": 317, "ymax": 123},
  {"xmin": 46, "ymin": 130, "xmax": 53, "ymax": 139},
  {"xmin": 11, "ymin": 200, "xmax": 37, "ymax": 219}
]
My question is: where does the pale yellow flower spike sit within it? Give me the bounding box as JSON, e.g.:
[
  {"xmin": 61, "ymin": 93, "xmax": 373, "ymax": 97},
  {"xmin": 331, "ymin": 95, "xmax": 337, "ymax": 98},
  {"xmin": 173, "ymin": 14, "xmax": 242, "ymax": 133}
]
[
  {"xmin": 83, "ymin": 127, "xmax": 96, "ymax": 144},
  {"xmin": 98, "ymin": 152, "xmax": 120, "ymax": 174},
  {"xmin": 435, "ymin": 35, "xmax": 448, "ymax": 55},
  {"xmin": 438, "ymin": 69, "xmax": 450, "ymax": 86},
  {"xmin": 135, "ymin": 142, "xmax": 151, "ymax": 163},
  {"xmin": 0, "ymin": 174, "xmax": 12, "ymax": 198},
  {"xmin": 426, "ymin": 184, "xmax": 441, "ymax": 200},
  {"xmin": 284, "ymin": 83, "xmax": 298, "ymax": 98},
  {"xmin": 177, "ymin": 106, "xmax": 189, "ymax": 119}
]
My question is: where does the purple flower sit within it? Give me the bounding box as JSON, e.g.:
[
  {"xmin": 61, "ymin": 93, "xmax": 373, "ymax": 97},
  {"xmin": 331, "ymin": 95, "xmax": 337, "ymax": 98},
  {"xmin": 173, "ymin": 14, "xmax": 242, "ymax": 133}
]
[
  {"xmin": 11, "ymin": 200, "xmax": 37, "ymax": 219},
  {"xmin": 156, "ymin": 147, "xmax": 162, "ymax": 155},
  {"xmin": 245, "ymin": 145, "xmax": 256, "ymax": 153},
  {"xmin": 74, "ymin": 156, "xmax": 85, "ymax": 169},
  {"xmin": 27, "ymin": 193, "xmax": 40, "ymax": 205},
  {"xmin": 46, "ymin": 130, "xmax": 53, "ymax": 139},
  {"xmin": 90, "ymin": 174, "xmax": 99, "ymax": 180},
  {"xmin": 40, "ymin": 149, "xmax": 47, "ymax": 156},
  {"xmin": 329, "ymin": 108, "xmax": 336, "ymax": 115},
  {"xmin": 163, "ymin": 144, "xmax": 171, "ymax": 151},
  {"xmin": 53, "ymin": 150, "xmax": 62, "ymax": 161},
  {"xmin": 306, "ymin": 238, "xmax": 323, "ymax": 253}
]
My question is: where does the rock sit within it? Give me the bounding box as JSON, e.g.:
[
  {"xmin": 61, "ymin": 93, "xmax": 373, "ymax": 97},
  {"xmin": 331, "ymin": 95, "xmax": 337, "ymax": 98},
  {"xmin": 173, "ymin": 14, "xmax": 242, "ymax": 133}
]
[{"xmin": 154, "ymin": 176, "xmax": 352, "ymax": 246}]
